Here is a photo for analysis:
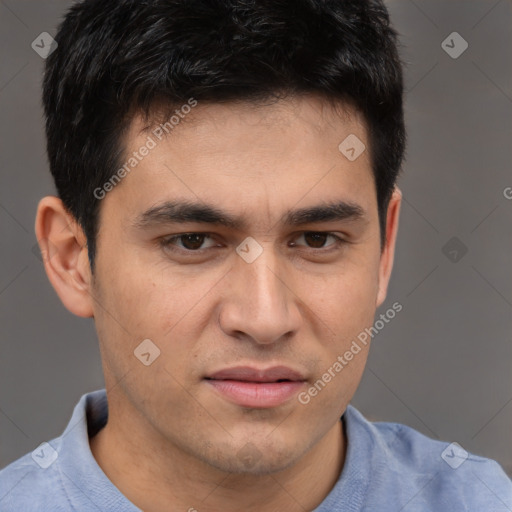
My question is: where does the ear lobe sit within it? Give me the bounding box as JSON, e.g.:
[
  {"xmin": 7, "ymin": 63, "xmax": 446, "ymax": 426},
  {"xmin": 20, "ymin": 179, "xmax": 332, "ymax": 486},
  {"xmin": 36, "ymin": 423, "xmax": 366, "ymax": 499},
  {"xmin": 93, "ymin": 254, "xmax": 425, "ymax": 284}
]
[
  {"xmin": 35, "ymin": 196, "xmax": 94, "ymax": 318},
  {"xmin": 376, "ymin": 187, "xmax": 402, "ymax": 308}
]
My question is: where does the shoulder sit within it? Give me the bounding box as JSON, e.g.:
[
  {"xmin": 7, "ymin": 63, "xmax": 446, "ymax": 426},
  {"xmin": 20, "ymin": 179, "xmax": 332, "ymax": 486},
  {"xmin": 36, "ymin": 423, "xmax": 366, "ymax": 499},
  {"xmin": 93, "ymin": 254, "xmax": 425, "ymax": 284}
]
[
  {"xmin": 0, "ymin": 438, "xmax": 71, "ymax": 512},
  {"xmin": 0, "ymin": 389, "xmax": 108, "ymax": 512},
  {"xmin": 344, "ymin": 406, "xmax": 512, "ymax": 511}
]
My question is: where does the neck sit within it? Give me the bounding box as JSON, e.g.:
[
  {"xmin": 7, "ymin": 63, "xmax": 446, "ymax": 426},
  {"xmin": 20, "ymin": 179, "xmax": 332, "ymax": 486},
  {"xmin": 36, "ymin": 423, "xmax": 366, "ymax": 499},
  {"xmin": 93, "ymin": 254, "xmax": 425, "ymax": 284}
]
[{"xmin": 90, "ymin": 399, "xmax": 346, "ymax": 512}]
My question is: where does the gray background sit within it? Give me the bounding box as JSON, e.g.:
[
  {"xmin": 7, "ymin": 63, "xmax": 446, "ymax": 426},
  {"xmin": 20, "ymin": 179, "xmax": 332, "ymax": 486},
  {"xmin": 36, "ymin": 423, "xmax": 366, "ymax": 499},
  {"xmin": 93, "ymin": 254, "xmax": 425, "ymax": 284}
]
[{"xmin": 1, "ymin": 0, "xmax": 511, "ymax": 477}]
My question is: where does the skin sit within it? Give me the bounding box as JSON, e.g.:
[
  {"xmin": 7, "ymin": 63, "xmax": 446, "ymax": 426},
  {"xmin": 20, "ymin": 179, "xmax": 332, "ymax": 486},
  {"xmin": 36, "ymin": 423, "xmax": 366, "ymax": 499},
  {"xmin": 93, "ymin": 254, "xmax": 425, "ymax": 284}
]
[{"xmin": 35, "ymin": 94, "xmax": 401, "ymax": 512}]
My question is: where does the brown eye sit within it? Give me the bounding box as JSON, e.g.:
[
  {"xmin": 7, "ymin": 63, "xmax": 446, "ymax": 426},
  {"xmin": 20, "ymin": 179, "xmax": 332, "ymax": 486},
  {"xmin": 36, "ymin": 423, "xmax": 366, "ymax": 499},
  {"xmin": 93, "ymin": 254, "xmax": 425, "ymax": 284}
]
[
  {"xmin": 161, "ymin": 233, "xmax": 216, "ymax": 252},
  {"xmin": 291, "ymin": 232, "xmax": 344, "ymax": 250},
  {"xmin": 178, "ymin": 234, "xmax": 207, "ymax": 250},
  {"xmin": 304, "ymin": 232, "xmax": 329, "ymax": 248}
]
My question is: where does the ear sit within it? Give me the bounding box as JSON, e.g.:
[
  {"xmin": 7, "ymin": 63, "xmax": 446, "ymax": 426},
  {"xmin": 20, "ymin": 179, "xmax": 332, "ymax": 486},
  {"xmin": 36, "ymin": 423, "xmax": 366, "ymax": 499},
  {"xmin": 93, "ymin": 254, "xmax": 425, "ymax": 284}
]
[
  {"xmin": 34, "ymin": 196, "xmax": 94, "ymax": 318},
  {"xmin": 376, "ymin": 187, "xmax": 402, "ymax": 308}
]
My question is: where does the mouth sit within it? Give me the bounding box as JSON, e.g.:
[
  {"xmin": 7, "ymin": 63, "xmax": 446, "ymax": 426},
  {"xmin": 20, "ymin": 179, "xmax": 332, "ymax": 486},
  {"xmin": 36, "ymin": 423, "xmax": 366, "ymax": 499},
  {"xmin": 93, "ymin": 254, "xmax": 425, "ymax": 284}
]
[{"xmin": 204, "ymin": 366, "xmax": 307, "ymax": 408}]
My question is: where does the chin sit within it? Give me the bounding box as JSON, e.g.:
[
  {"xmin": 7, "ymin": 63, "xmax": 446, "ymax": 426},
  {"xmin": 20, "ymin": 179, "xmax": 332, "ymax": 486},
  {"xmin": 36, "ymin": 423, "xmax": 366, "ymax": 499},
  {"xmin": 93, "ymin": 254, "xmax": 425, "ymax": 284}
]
[
  {"xmin": 202, "ymin": 439, "xmax": 301, "ymax": 475},
  {"xmin": 219, "ymin": 456, "xmax": 297, "ymax": 476}
]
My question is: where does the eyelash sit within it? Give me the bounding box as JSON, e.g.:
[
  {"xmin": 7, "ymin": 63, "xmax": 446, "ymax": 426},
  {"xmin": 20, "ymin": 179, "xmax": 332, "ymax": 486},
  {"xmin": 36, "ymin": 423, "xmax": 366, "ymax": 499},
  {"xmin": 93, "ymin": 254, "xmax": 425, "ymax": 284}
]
[{"xmin": 159, "ymin": 232, "xmax": 347, "ymax": 255}]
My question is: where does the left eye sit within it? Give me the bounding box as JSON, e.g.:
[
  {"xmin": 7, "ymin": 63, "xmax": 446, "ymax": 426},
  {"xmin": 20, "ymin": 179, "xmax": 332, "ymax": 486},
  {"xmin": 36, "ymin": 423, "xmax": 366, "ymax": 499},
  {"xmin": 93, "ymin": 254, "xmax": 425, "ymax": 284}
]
[{"xmin": 291, "ymin": 232, "xmax": 344, "ymax": 249}]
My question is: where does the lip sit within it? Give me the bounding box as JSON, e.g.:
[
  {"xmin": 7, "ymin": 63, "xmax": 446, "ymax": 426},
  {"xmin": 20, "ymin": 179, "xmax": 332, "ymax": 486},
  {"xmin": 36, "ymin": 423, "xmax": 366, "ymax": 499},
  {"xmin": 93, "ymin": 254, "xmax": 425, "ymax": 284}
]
[
  {"xmin": 207, "ymin": 365, "xmax": 306, "ymax": 382},
  {"xmin": 205, "ymin": 365, "xmax": 307, "ymax": 408}
]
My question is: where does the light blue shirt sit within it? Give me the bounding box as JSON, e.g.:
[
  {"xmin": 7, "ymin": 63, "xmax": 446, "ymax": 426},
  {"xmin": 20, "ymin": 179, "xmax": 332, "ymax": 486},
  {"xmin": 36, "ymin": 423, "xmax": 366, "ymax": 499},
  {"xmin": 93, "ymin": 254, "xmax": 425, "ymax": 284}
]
[{"xmin": 1, "ymin": 389, "xmax": 511, "ymax": 511}]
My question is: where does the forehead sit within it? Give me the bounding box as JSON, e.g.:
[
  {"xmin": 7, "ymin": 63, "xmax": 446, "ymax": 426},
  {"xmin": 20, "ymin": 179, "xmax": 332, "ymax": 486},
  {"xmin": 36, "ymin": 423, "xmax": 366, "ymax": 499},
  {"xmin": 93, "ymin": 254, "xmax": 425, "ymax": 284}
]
[
  {"xmin": 128, "ymin": 94, "xmax": 367, "ymax": 158},
  {"xmin": 105, "ymin": 95, "xmax": 376, "ymax": 230}
]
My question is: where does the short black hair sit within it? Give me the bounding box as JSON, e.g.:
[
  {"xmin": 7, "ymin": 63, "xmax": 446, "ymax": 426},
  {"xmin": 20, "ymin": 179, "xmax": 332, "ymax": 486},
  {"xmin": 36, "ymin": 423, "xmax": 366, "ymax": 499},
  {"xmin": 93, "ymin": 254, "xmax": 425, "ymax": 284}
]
[{"xmin": 43, "ymin": 0, "xmax": 406, "ymax": 271}]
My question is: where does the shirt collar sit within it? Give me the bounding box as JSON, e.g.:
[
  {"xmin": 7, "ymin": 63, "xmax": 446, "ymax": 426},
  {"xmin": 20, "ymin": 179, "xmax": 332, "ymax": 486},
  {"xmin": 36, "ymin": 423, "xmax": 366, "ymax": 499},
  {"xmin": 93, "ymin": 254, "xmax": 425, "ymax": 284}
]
[
  {"xmin": 57, "ymin": 389, "xmax": 141, "ymax": 511},
  {"xmin": 58, "ymin": 389, "xmax": 371, "ymax": 512}
]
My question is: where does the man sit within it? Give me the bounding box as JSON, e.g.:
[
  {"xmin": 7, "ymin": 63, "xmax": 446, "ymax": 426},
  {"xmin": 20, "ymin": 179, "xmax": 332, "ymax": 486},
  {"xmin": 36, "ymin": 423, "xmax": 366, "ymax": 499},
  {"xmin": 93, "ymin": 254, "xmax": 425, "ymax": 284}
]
[{"xmin": 1, "ymin": 0, "xmax": 510, "ymax": 510}]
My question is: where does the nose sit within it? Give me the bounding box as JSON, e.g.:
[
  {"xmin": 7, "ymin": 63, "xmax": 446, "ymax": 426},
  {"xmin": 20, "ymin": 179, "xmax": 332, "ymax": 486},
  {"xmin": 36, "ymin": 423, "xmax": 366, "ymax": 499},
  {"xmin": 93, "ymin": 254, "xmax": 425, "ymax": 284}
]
[{"xmin": 218, "ymin": 244, "xmax": 303, "ymax": 346}]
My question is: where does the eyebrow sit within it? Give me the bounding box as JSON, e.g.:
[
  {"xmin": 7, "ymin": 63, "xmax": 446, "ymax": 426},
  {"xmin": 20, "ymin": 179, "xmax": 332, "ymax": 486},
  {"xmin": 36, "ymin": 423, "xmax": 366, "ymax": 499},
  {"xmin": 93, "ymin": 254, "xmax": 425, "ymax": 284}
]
[{"xmin": 132, "ymin": 199, "xmax": 366, "ymax": 231}]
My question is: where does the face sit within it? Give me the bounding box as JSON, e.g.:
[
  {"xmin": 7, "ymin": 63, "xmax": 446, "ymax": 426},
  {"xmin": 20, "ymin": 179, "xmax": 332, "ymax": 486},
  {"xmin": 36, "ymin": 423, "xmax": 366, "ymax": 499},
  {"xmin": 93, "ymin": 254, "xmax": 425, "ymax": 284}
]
[{"xmin": 81, "ymin": 96, "xmax": 398, "ymax": 474}]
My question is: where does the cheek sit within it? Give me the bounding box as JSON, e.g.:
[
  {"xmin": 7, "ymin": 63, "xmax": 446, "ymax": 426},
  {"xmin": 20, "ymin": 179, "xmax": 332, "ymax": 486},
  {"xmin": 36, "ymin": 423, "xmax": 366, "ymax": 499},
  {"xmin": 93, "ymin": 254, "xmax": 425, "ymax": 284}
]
[
  {"xmin": 294, "ymin": 259, "xmax": 378, "ymax": 403},
  {"xmin": 299, "ymin": 261, "xmax": 380, "ymax": 337},
  {"xmin": 92, "ymin": 255, "xmax": 220, "ymax": 373},
  {"xmin": 96, "ymin": 255, "xmax": 188, "ymax": 334}
]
